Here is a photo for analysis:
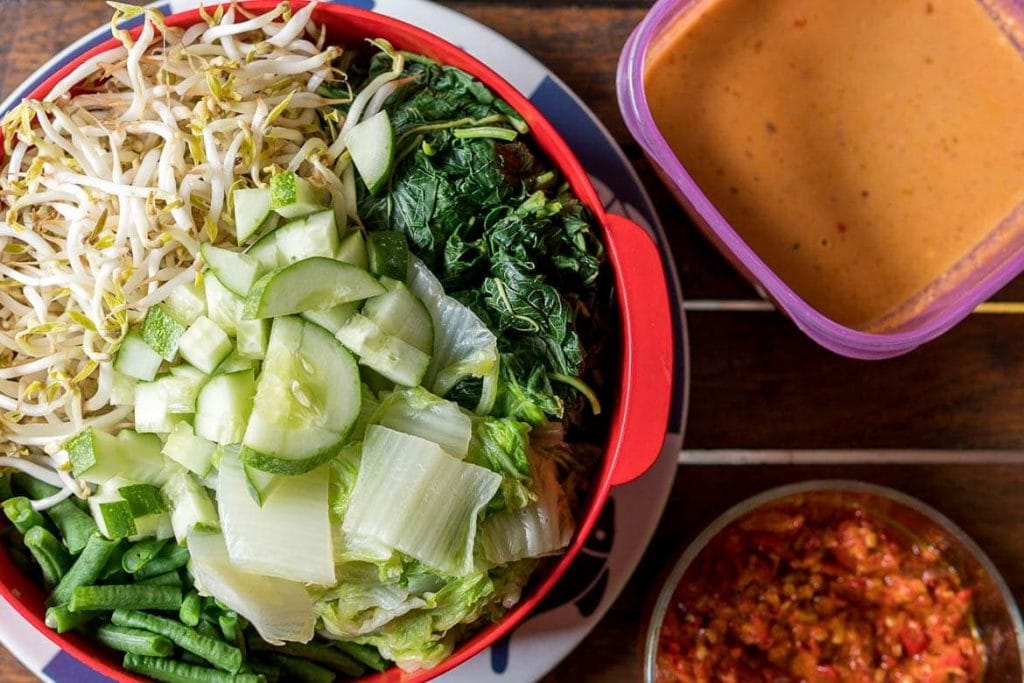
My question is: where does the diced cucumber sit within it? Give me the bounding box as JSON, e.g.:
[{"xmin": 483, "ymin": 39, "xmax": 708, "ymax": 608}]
[
  {"xmin": 344, "ymin": 110, "xmax": 395, "ymax": 196},
  {"xmin": 335, "ymin": 313, "xmax": 430, "ymax": 387},
  {"xmin": 366, "ymin": 231, "xmax": 409, "ymax": 281},
  {"xmin": 233, "ymin": 186, "xmax": 273, "ymax": 245},
  {"xmin": 131, "ymin": 511, "xmax": 174, "ymax": 542},
  {"xmin": 155, "ymin": 372, "xmax": 204, "ymax": 414},
  {"xmin": 270, "ymin": 171, "xmax": 323, "ymax": 219},
  {"xmin": 243, "ymin": 257, "xmax": 385, "ymax": 320},
  {"xmin": 178, "ymin": 316, "xmax": 232, "ymax": 374},
  {"xmin": 88, "ymin": 486, "xmax": 135, "ymax": 540},
  {"xmin": 133, "ymin": 380, "xmax": 178, "ymax": 434},
  {"xmin": 194, "ymin": 370, "xmax": 256, "ymax": 446},
  {"xmin": 242, "ymin": 317, "xmax": 361, "ymax": 475},
  {"xmin": 235, "ymin": 318, "xmax": 270, "ymax": 359},
  {"xmin": 169, "ymin": 364, "xmax": 207, "ymax": 382},
  {"xmin": 204, "ymin": 275, "xmax": 244, "ymax": 336},
  {"xmin": 245, "ymin": 210, "xmax": 340, "ymax": 272},
  {"xmin": 66, "ymin": 428, "xmax": 169, "ymax": 485},
  {"xmin": 118, "ymin": 483, "xmax": 168, "ymax": 517},
  {"xmin": 162, "ymin": 422, "xmax": 217, "ymax": 477},
  {"xmin": 216, "ymin": 351, "xmax": 255, "ymax": 374},
  {"xmin": 110, "ymin": 371, "xmax": 136, "ymax": 406},
  {"xmin": 114, "ymin": 332, "xmax": 163, "ymax": 381},
  {"xmin": 201, "ymin": 243, "xmax": 263, "ymax": 297},
  {"xmin": 242, "ymin": 461, "xmax": 284, "ymax": 507},
  {"xmin": 362, "ymin": 280, "xmax": 433, "ymax": 354},
  {"xmin": 139, "ymin": 305, "xmax": 186, "ymax": 361},
  {"xmin": 163, "ymin": 281, "xmax": 207, "ymax": 326},
  {"xmin": 301, "ymin": 302, "xmax": 359, "ymax": 335},
  {"xmin": 336, "ymin": 231, "xmax": 368, "ymax": 270},
  {"xmin": 162, "ymin": 471, "xmax": 220, "ymax": 544}
]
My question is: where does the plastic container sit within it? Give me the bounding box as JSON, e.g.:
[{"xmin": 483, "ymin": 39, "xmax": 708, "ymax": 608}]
[
  {"xmin": 644, "ymin": 481, "xmax": 1024, "ymax": 682},
  {"xmin": 0, "ymin": 3, "xmax": 677, "ymax": 682},
  {"xmin": 618, "ymin": 0, "xmax": 1024, "ymax": 359}
]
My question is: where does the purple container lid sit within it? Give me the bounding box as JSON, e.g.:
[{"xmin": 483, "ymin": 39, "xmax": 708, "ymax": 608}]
[{"xmin": 617, "ymin": 0, "xmax": 1024, "ymax": 360}]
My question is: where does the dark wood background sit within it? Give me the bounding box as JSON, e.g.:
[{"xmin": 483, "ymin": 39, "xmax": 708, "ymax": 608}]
[{"xmin": 1, "ymin": 1, "xmax": 1023, "ymax": 681}]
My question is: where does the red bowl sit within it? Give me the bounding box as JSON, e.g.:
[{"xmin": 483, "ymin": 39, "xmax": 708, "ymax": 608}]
[{"xmin": 0, "ymin": 3, "xmax": 676, "ymax": 681}]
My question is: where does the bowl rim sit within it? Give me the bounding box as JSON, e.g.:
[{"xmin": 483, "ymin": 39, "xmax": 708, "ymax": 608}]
[
  {"xmin": 616, "ymin": 0, "xmax": 1024, "ymax": 360},
  {"xmin": 642, "ymin": 478, "xmax": 1024, "ymax": 682},
  {"xmin": 0, "ymin": 2, "xmax": 678, "ymax": 682}
]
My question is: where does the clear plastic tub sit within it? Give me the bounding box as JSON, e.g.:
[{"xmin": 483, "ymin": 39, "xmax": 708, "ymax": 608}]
[{"xmin": 618, "ymin": 0, "xmax": 1024, "ymax": 359}]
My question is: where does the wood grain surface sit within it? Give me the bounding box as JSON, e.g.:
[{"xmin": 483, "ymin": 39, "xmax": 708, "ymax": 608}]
[{"xmin": 2, "ymin": 1, "xmax": 1024, "ymax": 682}]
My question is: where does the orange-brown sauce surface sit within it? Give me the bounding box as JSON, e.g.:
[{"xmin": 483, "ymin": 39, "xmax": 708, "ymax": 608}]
[{"xmin": 645, "ymin": 0, "xmax": 1024, "ymax": 328}]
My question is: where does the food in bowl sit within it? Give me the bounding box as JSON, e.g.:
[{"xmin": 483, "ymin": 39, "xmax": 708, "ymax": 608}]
[
  {"xmin": 648, "ymin": 483, "xmax": 1024, "ymax": 683},
  {"xmin": 0, "ymin": 2, "xmax": 620, "ymax": 680},
  {"xmin": 639, "ymin": 0, "xmax": 1024, "ymax": 330}
]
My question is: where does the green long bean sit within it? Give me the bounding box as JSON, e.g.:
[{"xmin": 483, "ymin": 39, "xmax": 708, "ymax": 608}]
[
  {"xmin": 2, "ymin": 497, "xmax": 46, "ymax": 534},
  {"xmin": 137, "ymin": 570, "xmax": 183, "ymax": 586},
  {"xmin": 112, "ymin": 609, "xmax": 243, "ymax": 673},
  {"xmin": 45, "ymin": 605, "xmax": 94, "ymax": 633},
  {"xmin": 179, "ymin": 590, "xmax": 202, "ymax": 627},
  {"xmin": 96, "ymin": 623, "xmax": 175, "ymax": 657},
  {"xmin": 23, "ymin": 526, "xmax": 71, "ymax": 586},
  {"xmin": 0, "ymin": 474, "xmax": 12, "ymax": 500},
  {"xmin": 266, "ymin": 654, "xmax": 335, "ymax": 683},
  {"xmin": 122, "ymin": 653, "xmax": 265, "ymax": 683},
  {"xmin": 134, "ymin": 543, "xmax": 189, "ymax": 579},
  {"xmin": 247, "ymin": 637, "xmax": 362, "ymax": 677},
  {"xmin": 123, "ymin": 538, "xmax": 170, "ymax": 574},
  {"xmin": 12, "ymin": 473, "xmax": 58, "ymax": 498},
  {"xmin": 71, "ymin": 584, "xmax": 183, "ymax": 612},
  {"xmin": 101, "ymin": 542, "xmax": 129, "ymax": 581},
  {"xmin": 50, "ymin": 533, "xmax": 120, "ymax": 605},
  {"xmin": 333, "ymin": 641, "xmax": 386, "ymax": 672},
  {"xmin": 46, "ymin": 499, "xmax": 98, "ymax": 555}
]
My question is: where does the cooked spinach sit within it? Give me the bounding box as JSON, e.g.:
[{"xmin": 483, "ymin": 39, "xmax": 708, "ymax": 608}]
[{"xmin": 352, "ymin": 56, "xmax": 607, "ymax": 423}]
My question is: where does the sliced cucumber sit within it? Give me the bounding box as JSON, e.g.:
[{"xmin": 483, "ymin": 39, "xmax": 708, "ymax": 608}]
[
  {"xmin": 114, "ymin": 332, "xmax": 163, "ymax": 382},
  {"xmin": 215, "ymin": 351, "xmax": 255, "ymax": 374},
  {"xmin": 242, "ymin": 257, "xmax": 385, "ymax": 320},
  {"xmin": 366, "ymin": 231, "xmax": 409, "ymax": 281},
  {"xmin": 88, "ymin": 485, "xmax": 136, "ymax": 540},
  {"xmin": 270, "ymin": 171, "xmax": 323, "ymax": 219},
  {"xmin": 362, "ymin": 280, "xmax": 433, "ymax": 354},
  {"xmin": 118, "ymin": 483, "xmax": 168, "ymax": 518},
  {"xmin": 162, "ymin": 470, "xmax": 220, "ymax": 544},
  {"xmin": 336, "ymin": 231, "xmax": 369, "ymax": 270},
  {"xmin": 201, "ymin": 243, "xmax": 262, "ymax": 297},
  {"xmin": 301, "ymin": 302, "xmax": 359, "ymax": 335},
  {"xmin": 233, "ymin": 186, "xmax": 273, "ymax": 245},
  {"xmin": 194, "ymin": 370, "xmax": 256, "ymax": 446},
  {"xmin": 66, "ymin": 428, "xmax": 169, "ymax": 486},
  {"xmin": 162, "ymin": 422, "xmax": 217, "ymax": 477},
  {"xmin": 110, "ymin": 371, "xmax": 137, "ymax": 406},
  {"xmin": 177, "ymin": 316, "xmax": 232, "ymax": 374},
  {"xmin": 246, "ymin": 209, "xmax": 340, "ymax": 272},
  {"xmin": 344, "ymin": 110, "xmax": 395, "ymax": 196},
  {"xmin": 139, "ymin": 305, "xmax": 186, "ymax": 361},
  {"xmin": 163, "ymin": 281, "xmax": 207, "ymax": 326},
  {"xmin": 204, "ymin": 275, "xmax": 244, "ymax": 337},
  {"xmin": 242, "ymin": 317, "xmax": 360, "ymax": 475},
  {"xmin": 133, "ymin": 380, "xmax": 178, "ymax": 434},
  {"xmin": 334, "ymin": 313, "xmax": 430, "ymax": 387},
  {"xmin": 243, "ymin": 460, "xmax": 284, "ymax": 507},
  {"xmin": 235, "ymin": 318, "xmax": 270, "ymax": 360}
]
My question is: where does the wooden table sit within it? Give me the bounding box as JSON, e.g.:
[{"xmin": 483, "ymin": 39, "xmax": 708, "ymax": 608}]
[{"xmin": 2, "ymin": 1, "xmax": 1023, "ymax": 681}]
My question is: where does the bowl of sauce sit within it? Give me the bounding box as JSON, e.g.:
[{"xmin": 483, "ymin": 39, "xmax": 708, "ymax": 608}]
[
  {"xmin": 645, "ymin": 481, "xmax": 1024, "ymax": 682},
  {"xmin": 619, "ymin": 0, "xmax": 1024, "ymax": 357}
]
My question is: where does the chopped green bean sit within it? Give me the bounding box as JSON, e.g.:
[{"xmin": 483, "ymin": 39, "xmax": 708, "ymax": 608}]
[
  {"xmin": 2, "ymin": 497, "xmax": 47, "ymax": 534},
  {"xmin": 247, "ymin": 637, "xmax": 362, "ymax": 677},
  {"xmin": 180, "ymin": 590, "xmax": 202, "ymax": 627},
  {"xmin": 23, "ymin": 526, "xmax": 72, "ymax": 586},
  {"xmin": 123, "ymin": 538, "xmax": 170, "ymax": 574},
  {"xmin": 248, "ymin": 660, "xmax": 281, "ymax": 683},
  {"xmin": 96, "ymin": 623, "xmax": 175, "ymax": 657},
  {"xmin": 50, "ymin": 533, "xmax": 120, "ymax": 605},
  {"xmin": 45, "ymin": 604, "xmax": 94, "ymax": 633},
  {"xmin": 46, "ymin": 499, "xmax": 98, "ymax": 555},
  {"xmin": 218, "ymin": 613, "xmax": 239, "ymax": 644},
  {"xmin": 123, "ymin": 653, "xmax": 266, "ymax": 683},
  {"xmin": 135, "ymin": 543, "xmax": 189, "ymax": 579},
  {"xmin": 267, "ymin": 654, "xmax": 335, "ymax": 683},
  {"xmin": 112, "ymin": 609, "xmax": 243, "ymax": 673},
  {"xmin": 0, "ymin": 474, "xmax": 12, "ymax": 500},
  {"xmin": 137, "ymin": 570, "xmax": 183, "ymax": 586},
  {"xmin": 333, "ymin": 641, "xmax": 386, "ymax": 672},
  {"xmin": 12, "ymin": 473, "xmax": 58, "ymax": 498},
  {"xmin": 101, "ymin": 542, "xmax": 129, "ymax": 580},
  {"xmin": 71, "ymin": 584, "xmax": 182, "ymax": 613},
  {"xmin": 197, "ymin": 618, "xmax": 222, "ymax": 642}
]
